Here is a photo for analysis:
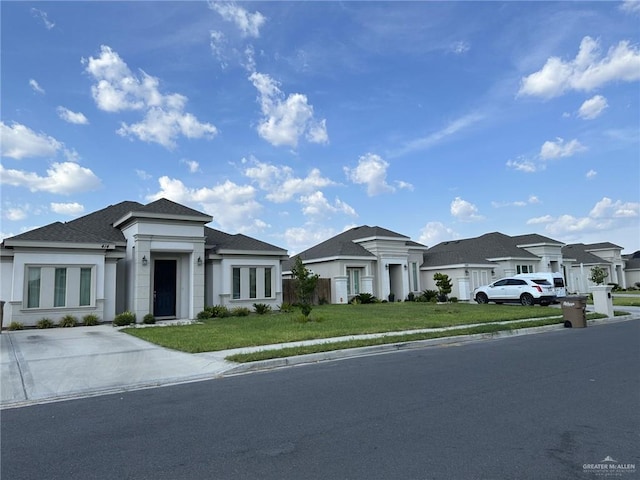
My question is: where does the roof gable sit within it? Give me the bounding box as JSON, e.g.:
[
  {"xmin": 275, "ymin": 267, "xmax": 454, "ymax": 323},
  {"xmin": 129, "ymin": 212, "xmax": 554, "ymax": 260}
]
[
  {"xmin": 204, "ymin": 227, "xmax": 286, "ymax": 254},
  {"xmin": 562, "ymin": 244, "xmax": 612, "ymax": 264}
]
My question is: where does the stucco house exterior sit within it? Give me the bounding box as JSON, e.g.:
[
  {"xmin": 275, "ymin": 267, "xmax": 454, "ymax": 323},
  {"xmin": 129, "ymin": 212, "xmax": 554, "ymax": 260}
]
[
  {"xmin": 0, "ymin": 198, "xmax": 287, "ymax": 328},
  {"xmin": 561, "ymin": 242, "xmax": 626, "ymax": 292},
  {"xmin": 623, "ymin": 251, "xmax": 640, "ymax": 288},
  {"xmin": 422, "ymin": 232, "xmax": 566, "ymax": 300},
  {"xmin": 283, "ymin": 226, "xmax": 428, "ymax": 303}
]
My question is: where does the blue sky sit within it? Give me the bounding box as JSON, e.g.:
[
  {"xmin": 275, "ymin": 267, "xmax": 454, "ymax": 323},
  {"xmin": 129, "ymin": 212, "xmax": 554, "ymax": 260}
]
[{"xmin": 2, "ymin": 1, "xmax": 639, "ymax": 254}]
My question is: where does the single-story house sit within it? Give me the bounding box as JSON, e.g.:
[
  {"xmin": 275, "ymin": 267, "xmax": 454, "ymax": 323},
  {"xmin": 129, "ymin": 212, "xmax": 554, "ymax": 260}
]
[
  {"xmin": 562, "ymin": 242, "xmax": 626, "ymax": 292},
  {"xmin": 0, "ymin": 198, "xmax": 288, "ymax": 327},
  {"xmin": 623, "ymin": 251, "xmax": 640, "ymax": 288},
  {"xmin": 283, "ymin": 226, "xmax": 428, "ymax": 303},
  {"xmin": 422, "ymin": 232, "xmax": 566, "ymax": 300}
]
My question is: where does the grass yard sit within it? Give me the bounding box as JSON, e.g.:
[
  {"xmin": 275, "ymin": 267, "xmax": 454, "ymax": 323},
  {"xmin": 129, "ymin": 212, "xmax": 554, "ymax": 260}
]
[{"xmin": 123, "ymin": 302, "xmax": 563, "ymax": 353}]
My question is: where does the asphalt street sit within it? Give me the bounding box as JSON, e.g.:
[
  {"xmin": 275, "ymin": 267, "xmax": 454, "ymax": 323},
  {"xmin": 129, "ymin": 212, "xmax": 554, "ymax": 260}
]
[{"xmin": 1, "ymin": 320, "xmax": 638, "ymax": 480}]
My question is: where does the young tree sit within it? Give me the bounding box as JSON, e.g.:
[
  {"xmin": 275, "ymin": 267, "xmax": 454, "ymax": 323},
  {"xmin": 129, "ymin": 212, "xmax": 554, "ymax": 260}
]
[
  {"xmin": 589, "ymin": 266, "xmax": 609, "ymax": 286},
  {"xmin": 290, "ymin": 256, "xmax": 320, "ymax": 317},
  {"xmin": 433, "ymin": 272, "xmax": 453, "ymax": 302}
]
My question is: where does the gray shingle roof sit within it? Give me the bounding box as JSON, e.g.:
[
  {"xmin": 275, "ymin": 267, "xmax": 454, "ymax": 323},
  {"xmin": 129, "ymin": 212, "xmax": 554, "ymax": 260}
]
[
  {"xmin": 204, "ymin": 227, "xmax": 286, "ymax": 253},
  {"xmin": 139, "ymin": 198, "xmax": 211, "ymax": 218},
  {"xmin": 512, "ymin": 233, "xmax": 565, "ymax": 246},
  {"xmin": 562, "ymin": 244, "xmax": 612, "ymax": 264},
  {"xmin": 424, "ymin": 232, "xmax": 540, "ymax": 267},
  {"xmin": 624, "ymin": 251, "xmax": 640, "ymax": 270}
]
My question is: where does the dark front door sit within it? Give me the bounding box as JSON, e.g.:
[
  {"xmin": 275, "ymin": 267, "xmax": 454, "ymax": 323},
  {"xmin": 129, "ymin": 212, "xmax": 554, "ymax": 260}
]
[{"xmin": 154, "ymin": 260, "xmax": 176, "ymax": 317}]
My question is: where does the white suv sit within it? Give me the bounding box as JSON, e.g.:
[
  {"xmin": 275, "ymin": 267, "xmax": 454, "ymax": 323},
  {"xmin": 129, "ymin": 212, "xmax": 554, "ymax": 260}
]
[{"xmin": 473, "ymin": 277, "xmax": 556, "ymax": 306}]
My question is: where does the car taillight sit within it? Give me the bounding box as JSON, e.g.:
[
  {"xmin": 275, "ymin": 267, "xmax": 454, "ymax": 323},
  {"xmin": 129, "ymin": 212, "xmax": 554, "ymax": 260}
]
[{"xmin": 534, "ymin": 285, "xmax": 542, "ymax": 293}]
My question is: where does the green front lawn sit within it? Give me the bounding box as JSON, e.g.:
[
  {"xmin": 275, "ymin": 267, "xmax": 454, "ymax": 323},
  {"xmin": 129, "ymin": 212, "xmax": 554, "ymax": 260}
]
[{"xmin": 123, "ymin": 302, "xmax": 562, "ymax": 353}]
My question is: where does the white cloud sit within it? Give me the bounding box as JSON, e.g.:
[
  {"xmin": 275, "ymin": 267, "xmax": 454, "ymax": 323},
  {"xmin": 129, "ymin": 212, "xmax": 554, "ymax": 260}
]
[
  {"xmin": 394, "ymin": 112, "xmax": 484, "ymax": 157},
  {"xmin": 526, "ymin": 215, "xmax": 554, "ymax": 225},
  {"xmin": 57, "ymin": 106, "xmax": 89, "ymax": 125},
  {"xmin": 519, "ymin": 36, "xmax": 640, "ymax": 99},
  {"xmin": 209, "ymin": 31, "xmax": 228, "ymax": 68},
  {"xmin": 243, "ymin": 159, "xmax": 335, "ymax": 203},
  {"xmin": 451, "ymin": 41, "xmax": 470, "ymax": 55},
  {"xmin": 620, "ymin": 0, "xmax": 640, "ymax": 14},
  {"xmin": 29, "ymin": 79, "xmax": 45, "ymax": 94},
  {"xmin": 299, "ymin": 191, "xmax": 357, "ymax": 219},
  {"xmin": 4, "ymin": 207, "xmax": 28, "ymax": 221},
  {"xmin": 344, "ymin": 153, "xmax": 395, "ymax": 196},
  {"xmin": 491, "ymin": 196, "xmax": 539, "ymax": 208},
  {"xmin": 84, "ymin": 45, "xmax": 217, "ymax": 149},
  {"xmin": 249, "ymin": 72, "xmax": 328, "ymax": 148},
  {"xmin": 506, "ymin": 157, "xmax": 539, "ymax": 173},
  {"xmin": 0, "ymin": 162, "xmax": 101, "ymax": 195},
  {"xmin": 539, "ymin": 137, "xmax": 586, "ymax": 160},
  {"xmin": 578, "ymin": 95, "xmax": 608, "ymax": 120},
  {"xmin": 51, "ymin": 202, "xmax": 84, "ymax": 216},
  {"xmin": 135, "ymin": 169, "xmax": 152, "ymax": 180},
  {"xmin": 530, "ymin": 197, "xmax": 639, "ymax": 238},
  {"xmin": 586, "ymin": 169, "xmax": 597, "ymax": 179},
  {"xmin": 30, "ymin": 8, "xmax": 54, "ymax": 30},
  {"xmin": 417, "ymin": 222, "xmax": 459, "ymax": 246},
  {"xmin": 147, "ymin": 176, "xmax": 266, "ymax": 233},
  {"xmin": 450, "ymin": 197, "xmax": 484, "ymax": 222},
  {"xmin": 180, "ymin": 159, "xmax": 200, "ymax": 173},
  {"xmin": 208, "ymin": 1, "xmax": 266, "ymax": 38},
  {"xmin": 395, "ymin": 180, "xmax": 414, "ymax": 191},
  {"xmin": 1, "ymin": 122, "xmax": 62, "ymax": 159}
]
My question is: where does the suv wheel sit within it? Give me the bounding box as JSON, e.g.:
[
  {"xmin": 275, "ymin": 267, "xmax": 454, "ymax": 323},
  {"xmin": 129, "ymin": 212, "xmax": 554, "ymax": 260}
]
[
  {"xmin": 476, "ymin": 292, "xmax": 489, "ymax": 304},
  {"xmin": 520, "ymin": 293, "xmax": 534, "ymax": 306}
]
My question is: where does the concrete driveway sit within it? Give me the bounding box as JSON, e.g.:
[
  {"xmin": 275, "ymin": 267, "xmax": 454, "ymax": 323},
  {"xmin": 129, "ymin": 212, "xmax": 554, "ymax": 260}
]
[{"xmin": 1, "ymin": 325, "xmax": 234, "ymax": 409}]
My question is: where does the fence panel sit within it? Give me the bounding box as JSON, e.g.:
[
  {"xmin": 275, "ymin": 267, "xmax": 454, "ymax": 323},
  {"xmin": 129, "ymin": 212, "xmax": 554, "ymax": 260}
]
[{"xmin": 283, "ymin": 278, "xmax": 331, "ymax": 305}]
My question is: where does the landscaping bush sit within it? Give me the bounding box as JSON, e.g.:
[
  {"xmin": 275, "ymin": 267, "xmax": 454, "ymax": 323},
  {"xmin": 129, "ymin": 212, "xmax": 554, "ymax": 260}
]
[
  {"xmin": 450, "ymin": 297, "xmax": 459, "ymax": 303},
  {"xmin": 204, "ymin": 305, "xmax": 231, "ymax": 318},
  {"xmin": 113, "ymin": 311, "xmax": 136, "ymax": 326},
  {"xmin": 197, "ymin": 310, "xmax": 212, "ymax": 320},
  {"xmin": 59, "ymin": 315, "xmax": 78, "ymax": 328},
  {"xmin": 278, "ymin": 302, "xmax": 294, "ymax": 313},
  {"xmin": 36, "ymin": 318, "xmax": 55, "ymax": 329},
  {"xmin": 143, "ymin": 313, "xmax": 156, "ymax": 324},
  {"xmin": 352, "ymin": 293, "xmax": 377, "ymax": 304},
  {"xmin": 8, "ymin": 321, "xmax": 24, "ymax": 331},
  {"xmin": 253, "ymin": 303, "xmax": 272, "ymax": 315},
  {"xmin": 406, "ymin": 292, "xmax": 415, "ymax": 302},
  {"xmin": 419, "ymin": 289, "xmax": 438, "ymax": 302},
  {"xmin": 231, "ymin": 307, "xmax": 250, "ymax": 317},
  {"xmin": 83, "ymin": 314, "xmax": 100, "ymax": 326}
]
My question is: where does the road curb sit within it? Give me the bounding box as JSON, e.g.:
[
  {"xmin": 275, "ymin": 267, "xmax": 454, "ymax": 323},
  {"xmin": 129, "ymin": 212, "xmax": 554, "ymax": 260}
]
[{"xmin": 223, "ymin": 315, "xmax": 640, "ymax": 376}]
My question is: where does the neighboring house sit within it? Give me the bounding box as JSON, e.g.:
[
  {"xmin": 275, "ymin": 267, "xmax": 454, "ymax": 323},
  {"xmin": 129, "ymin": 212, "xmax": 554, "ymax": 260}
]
[
  {"xmin": 422, "ymin": 232, "xmax": 566, "ymax": 300},
  {"xmin": 283, "ymin": 226, "xmax": 428, "ymax": 303},
  {"xmin": 0, "ymin": 199, "xmax": 287, "ymax": 328},
  {"xmin": 562, "ymin": 242, "xmax": 626, "ymax": 292},
  {"xmin": 623, "ymin": 251, "xmax": 640, "ymax": 288}
]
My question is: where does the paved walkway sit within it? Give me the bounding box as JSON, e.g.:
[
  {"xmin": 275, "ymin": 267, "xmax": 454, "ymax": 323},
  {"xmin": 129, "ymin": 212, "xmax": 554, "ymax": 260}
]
[{"xmin": 2, "ymin": 309, "xmax": 638, "ymax": 409}]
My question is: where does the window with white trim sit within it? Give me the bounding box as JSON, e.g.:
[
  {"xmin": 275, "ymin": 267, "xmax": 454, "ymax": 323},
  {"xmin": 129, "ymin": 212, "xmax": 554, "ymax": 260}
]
[
  {"xmin": 516, "ymin": 265, "xmax": 535, "ymax": 274},
  {"xmin": 27, "ymin": 267, "xmax": 41, "ymax": 308},
  {"xmin": 232, "ymin": 266, "xmax": 274, "ymax": 300},
  {"xmin": 411, "ymin": 262, "xmax": 419, "ymax": 291},
  {"xmin": 25, "ymin": 265, "xmax": 94, "ymax": 309},
  {"xmin": 347, "ymin": 267, "xmax": 362, "ymax": 295},
  {"xmin": 54, "ymin": 268, "xmax": 67, "ymax": 307}
]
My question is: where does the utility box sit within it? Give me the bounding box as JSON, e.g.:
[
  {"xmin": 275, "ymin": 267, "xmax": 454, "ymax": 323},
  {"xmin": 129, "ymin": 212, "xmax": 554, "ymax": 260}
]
[{"xmin": 562, "ymin": 296, "xmax": 587, "ymax": 328}]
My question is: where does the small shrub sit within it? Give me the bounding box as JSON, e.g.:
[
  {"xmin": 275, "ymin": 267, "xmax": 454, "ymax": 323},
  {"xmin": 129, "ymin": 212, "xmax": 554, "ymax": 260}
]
[
  {"xmin": 419, "ymin": 290, "xmax": 438, "ymax": 302},
  {"xmin": 279, "ymin": 302, "xmax": 294, "ymax": 313},
  {"xmin": 406, "ymin": 292, "xmax": 415, "ymax": 302},
  {"xmin": 59, "ymin": 315, "xmax": 78, "ymax": 328},
  {"xmin": 253, "ymin": 303, "xmax": 272, "ymax": 315},
  {"xmin": 231, "ymin": 307, "xmax": 250, "ymax": 317},
  {"xmin": 83, "ymin": 314, "xmax": 100, "ymax": 326},
  {"xmin": 353, "ymin": 293, "xmax": 377, "ymax": 304},
  {"xmin": 8, "ymin": 321, "xmax": 24, "ymax": 331},
  {"xmin": 450, "ymin": 297, "xmax": 459, "ymax": 303},
  {"xmin": 197, "ymin": 310, "xmax": 212, "ymax": 320},
  {"xmin": 113, "ymin": 311, "xmax": 136, "ymax": 326},
  {"xmin": 300, "ymin": 303, "xmax": 312, "ymax": 317},
  {"xmin": 36, "ymin": 318, "xmax": 55, "ymax": 329},
  {"xmin": 143, "ymin": 313, "xmax": 156, "ymax": 324},
  {"xmin": 206, "ymin": 305, "xmax": 230, "ymax": 318}
]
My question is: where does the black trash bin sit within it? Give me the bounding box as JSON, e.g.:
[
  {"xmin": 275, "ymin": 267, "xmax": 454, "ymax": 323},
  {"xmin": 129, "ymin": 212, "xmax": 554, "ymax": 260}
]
[{"xmin": 562, "ymin": 296, "xmax": 587, "ymax": 328}]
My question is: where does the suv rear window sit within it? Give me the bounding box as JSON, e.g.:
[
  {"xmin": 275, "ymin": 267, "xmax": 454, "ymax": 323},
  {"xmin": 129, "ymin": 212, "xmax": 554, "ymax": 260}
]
[
  {"xmin": 531, "ymin": 279, "xmax": 552, "ymax": 286},
  {"xmin": 554, "ymin": 278, "xmax": 565, "ymax": 287}
]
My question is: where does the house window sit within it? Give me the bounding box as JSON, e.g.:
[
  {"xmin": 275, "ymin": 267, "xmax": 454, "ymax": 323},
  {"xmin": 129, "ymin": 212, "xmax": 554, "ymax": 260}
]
[
  {"xmin": 233, "ymin": 268, "xmax": 241, "ymax": 299},
  {"xmin": 79, "ymin": 267, "xmax": 92, "ymax": 306},
  {"xmin": 27, "ymin": 267, "xmax": 41, "ymax": 308},
  {"xmin": 249, "ymin": 268, "xmax": 257, "ymax": 299},
  {"xmin": 347, "ymin": 268, "xmax": 361, "ymax": 295},
  {"xmin": 264, "ymin": 267, "xmax": 272, "ymax": 298},
  {"xmin": 411, "ymin": 262, "xmax": 418, "ymax": 291},
  {"xmin": 54, "ymin": 268, "xmax": 67, "ymax": 307},
  {"xmin": 517, "ymin": 265, "xmax": 535, "ymax": 274}
]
